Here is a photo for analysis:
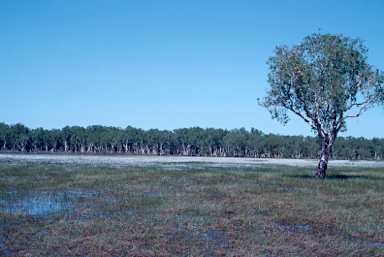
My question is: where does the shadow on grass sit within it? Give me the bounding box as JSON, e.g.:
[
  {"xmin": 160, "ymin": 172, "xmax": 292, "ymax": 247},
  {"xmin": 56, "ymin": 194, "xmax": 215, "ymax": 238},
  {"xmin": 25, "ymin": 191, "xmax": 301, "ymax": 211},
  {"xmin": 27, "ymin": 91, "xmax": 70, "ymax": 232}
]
[{"xmin": 285, "ymin": 174, "xmax": 384, "ymax": 181}]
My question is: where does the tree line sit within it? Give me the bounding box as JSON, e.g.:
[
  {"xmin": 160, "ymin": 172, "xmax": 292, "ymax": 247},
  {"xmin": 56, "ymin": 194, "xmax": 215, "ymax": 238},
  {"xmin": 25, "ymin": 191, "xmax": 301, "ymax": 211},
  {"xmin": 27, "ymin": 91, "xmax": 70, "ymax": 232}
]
[{"xmin": 0, "ymin": 122, "xmax": 383, "ymax": 160}]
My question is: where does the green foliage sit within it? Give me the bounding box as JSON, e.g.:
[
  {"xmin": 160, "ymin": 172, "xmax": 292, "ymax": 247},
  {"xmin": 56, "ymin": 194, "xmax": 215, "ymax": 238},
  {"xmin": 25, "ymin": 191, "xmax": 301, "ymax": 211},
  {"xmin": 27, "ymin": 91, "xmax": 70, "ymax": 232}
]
[{"xmin": 261, "ymin": 32, "xmax": 384, "ymax": 135}]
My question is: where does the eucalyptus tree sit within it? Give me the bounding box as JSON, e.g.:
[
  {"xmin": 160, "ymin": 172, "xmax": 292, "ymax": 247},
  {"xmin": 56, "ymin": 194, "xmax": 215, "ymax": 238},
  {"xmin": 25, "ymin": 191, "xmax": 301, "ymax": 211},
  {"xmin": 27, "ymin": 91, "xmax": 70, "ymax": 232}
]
[
  {"xmin": 247, "ymin": 128, "xmax": 265, "ymax": 157},
  {"xmin": 121, "ymin": 126, "xmax": 133, "ymax": 154},
  {"xmin": 304, "ymin": 136, "xmax": 320, "ymax": 159},
  {"xmin": 105, "ymin": 126, "xmax": 123, "ymax": 154},
  {"xmin": 198, "ymin": 128, "xmax": 221, "ymax": 156},
  {"xmin": 188, "ymin": 127, "xmax": 205, "ymax": 156},
  {"xmin": 156, "ymin": 129, "xmax": 176, "ymax": 155},
  {"xmin": 49, "ymin": 129, "xmax": 62, "ymax": 152},
  {"xmin": 146, "ymin": 128, "xmax": 159, "ymax": 155},
  {"xmin": 260, "ymin": 33, "xmax": 384, "ymax": 178},
  {"xmin": 223, "ymin": 129, "xmax": 248, "ymax": 157},
  {"xmin": 345, "ymin": 137, "xmax": 372, "ymax": 160},
  {"xmin": 69, "ymin": 126, "xmax": 87, "ymax": 153},
  {"xmin": 206, "ymin": 128, "xmax": 227, "ymax": 156},
  {"xmin": 371, "ymin": 137, "xmax": 384, "ymax": 160},
  {"xmin": 30, "ymin": 128, "xmax": 46, "ymax": 151},
  {"xmin": 174, "ymin": 128, "xmax": 192, "ymax": 155},
  {"xmin": 288, "ymin": 135, "xmax": 306, "ymax": 158},
  {"xmin": 10, "ymin": 123, "xmax": 30, "ymax": 151},
  {"xmin": 264, "ymin": 134, "xmax": 283, "ymax": 158},
  {"xmin": 86, "ymin": 125, "xmax": 100, "ymax": 153},
  {"xmin": 0, "ymin": 122, "xmax": 11, "ymax": 150},
  {"xmin": 61, "ymin": 126, "xmax": 72, "ymax": 152}
]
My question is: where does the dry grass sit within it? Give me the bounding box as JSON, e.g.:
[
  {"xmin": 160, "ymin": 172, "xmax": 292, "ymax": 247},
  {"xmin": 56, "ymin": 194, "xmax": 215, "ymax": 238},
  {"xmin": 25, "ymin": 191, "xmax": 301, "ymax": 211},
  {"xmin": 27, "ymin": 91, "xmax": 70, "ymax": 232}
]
[{"xmin": 0, "ymin": 161, "xmax": 383, "ymax": 256}]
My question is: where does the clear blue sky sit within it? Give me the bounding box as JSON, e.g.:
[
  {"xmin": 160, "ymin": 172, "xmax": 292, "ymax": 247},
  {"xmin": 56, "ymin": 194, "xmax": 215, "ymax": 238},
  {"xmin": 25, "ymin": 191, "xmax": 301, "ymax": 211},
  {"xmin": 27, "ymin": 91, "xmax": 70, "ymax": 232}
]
[{"xmin": 1, "ymin": 0, "xmax": 384, "ymax": 138}]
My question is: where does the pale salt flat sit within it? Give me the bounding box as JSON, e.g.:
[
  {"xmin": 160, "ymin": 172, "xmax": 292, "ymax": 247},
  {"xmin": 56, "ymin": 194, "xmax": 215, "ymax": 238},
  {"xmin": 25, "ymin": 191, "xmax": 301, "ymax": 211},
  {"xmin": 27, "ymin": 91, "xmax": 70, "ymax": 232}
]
[{"xmin": 1, "ymin": 153, "xmax": 384, "ymax": 168}]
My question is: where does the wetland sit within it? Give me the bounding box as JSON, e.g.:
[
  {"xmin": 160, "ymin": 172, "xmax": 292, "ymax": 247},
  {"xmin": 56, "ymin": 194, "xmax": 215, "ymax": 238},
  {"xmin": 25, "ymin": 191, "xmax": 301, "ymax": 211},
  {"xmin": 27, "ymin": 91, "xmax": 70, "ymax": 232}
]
[{"xmin": 1, "ymin": 154, "xmax": 383, "ymax": 256}]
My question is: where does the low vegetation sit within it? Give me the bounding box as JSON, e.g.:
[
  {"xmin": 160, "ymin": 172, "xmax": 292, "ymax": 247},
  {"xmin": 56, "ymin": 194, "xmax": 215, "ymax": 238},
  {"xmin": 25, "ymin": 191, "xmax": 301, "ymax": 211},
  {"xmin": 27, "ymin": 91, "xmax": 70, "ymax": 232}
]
[{"xmin": 1, "ymin": 159, "xmax": 383, "ymax": 256}]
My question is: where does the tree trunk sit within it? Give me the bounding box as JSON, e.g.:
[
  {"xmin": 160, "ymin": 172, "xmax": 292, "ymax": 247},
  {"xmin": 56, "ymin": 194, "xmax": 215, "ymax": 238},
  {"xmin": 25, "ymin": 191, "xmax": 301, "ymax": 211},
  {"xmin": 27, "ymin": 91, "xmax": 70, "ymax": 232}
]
[
  {"xmin": 316, "ymin": 155, "xmax": 328, "ymax": 178},
  {"xmin": 316, "ymin": 135, "xmax": 332, "ymax": 178},
  {"xmin": 123, "ymin": 142, "xmax": 129, "ymax": 153}
]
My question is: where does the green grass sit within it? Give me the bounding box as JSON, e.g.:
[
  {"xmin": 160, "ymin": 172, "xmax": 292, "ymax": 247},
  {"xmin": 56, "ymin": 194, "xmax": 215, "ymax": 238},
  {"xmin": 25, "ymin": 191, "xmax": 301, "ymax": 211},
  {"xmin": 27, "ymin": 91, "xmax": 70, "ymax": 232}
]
[{"xmin": 0, "ymin": 163, "xmax": 383, "ymax": 256}]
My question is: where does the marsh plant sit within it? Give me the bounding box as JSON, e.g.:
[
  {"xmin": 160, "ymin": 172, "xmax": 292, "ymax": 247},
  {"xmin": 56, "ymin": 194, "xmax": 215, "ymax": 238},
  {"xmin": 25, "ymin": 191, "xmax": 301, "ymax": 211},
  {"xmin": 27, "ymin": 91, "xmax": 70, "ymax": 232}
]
[{"xmin": 0, "ymin": 160, "xmax": 383, "ymax": 256}]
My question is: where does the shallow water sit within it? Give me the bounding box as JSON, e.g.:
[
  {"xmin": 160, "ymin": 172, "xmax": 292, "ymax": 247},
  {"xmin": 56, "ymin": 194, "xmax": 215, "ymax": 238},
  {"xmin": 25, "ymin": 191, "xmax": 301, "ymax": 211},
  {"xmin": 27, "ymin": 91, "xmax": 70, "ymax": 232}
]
[
  {"xmin": 0, "ymin": 193, "xmax": 70, "ymax": 216},
  {"xmin": 0, "ymin": 190, "xmax": 100, "ymax": 217}
]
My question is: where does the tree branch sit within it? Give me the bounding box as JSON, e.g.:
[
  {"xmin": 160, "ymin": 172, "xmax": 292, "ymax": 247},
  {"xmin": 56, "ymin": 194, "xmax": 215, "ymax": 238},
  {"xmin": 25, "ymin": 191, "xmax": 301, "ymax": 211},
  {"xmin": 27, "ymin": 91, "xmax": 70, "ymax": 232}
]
[{"xmin": 341, "ymin": 91, "xmax": 380, "ymax": 121}]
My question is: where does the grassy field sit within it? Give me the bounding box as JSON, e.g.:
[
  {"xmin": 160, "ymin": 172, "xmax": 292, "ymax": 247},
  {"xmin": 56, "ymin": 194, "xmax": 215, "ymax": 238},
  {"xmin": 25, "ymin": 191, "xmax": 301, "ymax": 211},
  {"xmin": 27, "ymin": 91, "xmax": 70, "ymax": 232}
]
[{"xmin": 0, "ymin": 159, "xmax": 383, "ymax": 256}]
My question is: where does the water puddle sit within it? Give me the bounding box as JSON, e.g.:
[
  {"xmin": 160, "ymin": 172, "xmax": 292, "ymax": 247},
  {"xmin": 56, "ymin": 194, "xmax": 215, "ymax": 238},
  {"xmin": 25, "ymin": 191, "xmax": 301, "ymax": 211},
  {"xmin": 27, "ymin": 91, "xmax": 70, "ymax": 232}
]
[
  {"xmin": 0, "ymin": 190, "xmax": 100, "ymax": 217},
  {"xmin": 1, "ymin": 193, "xmax": 70, "ymax": 216}
]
